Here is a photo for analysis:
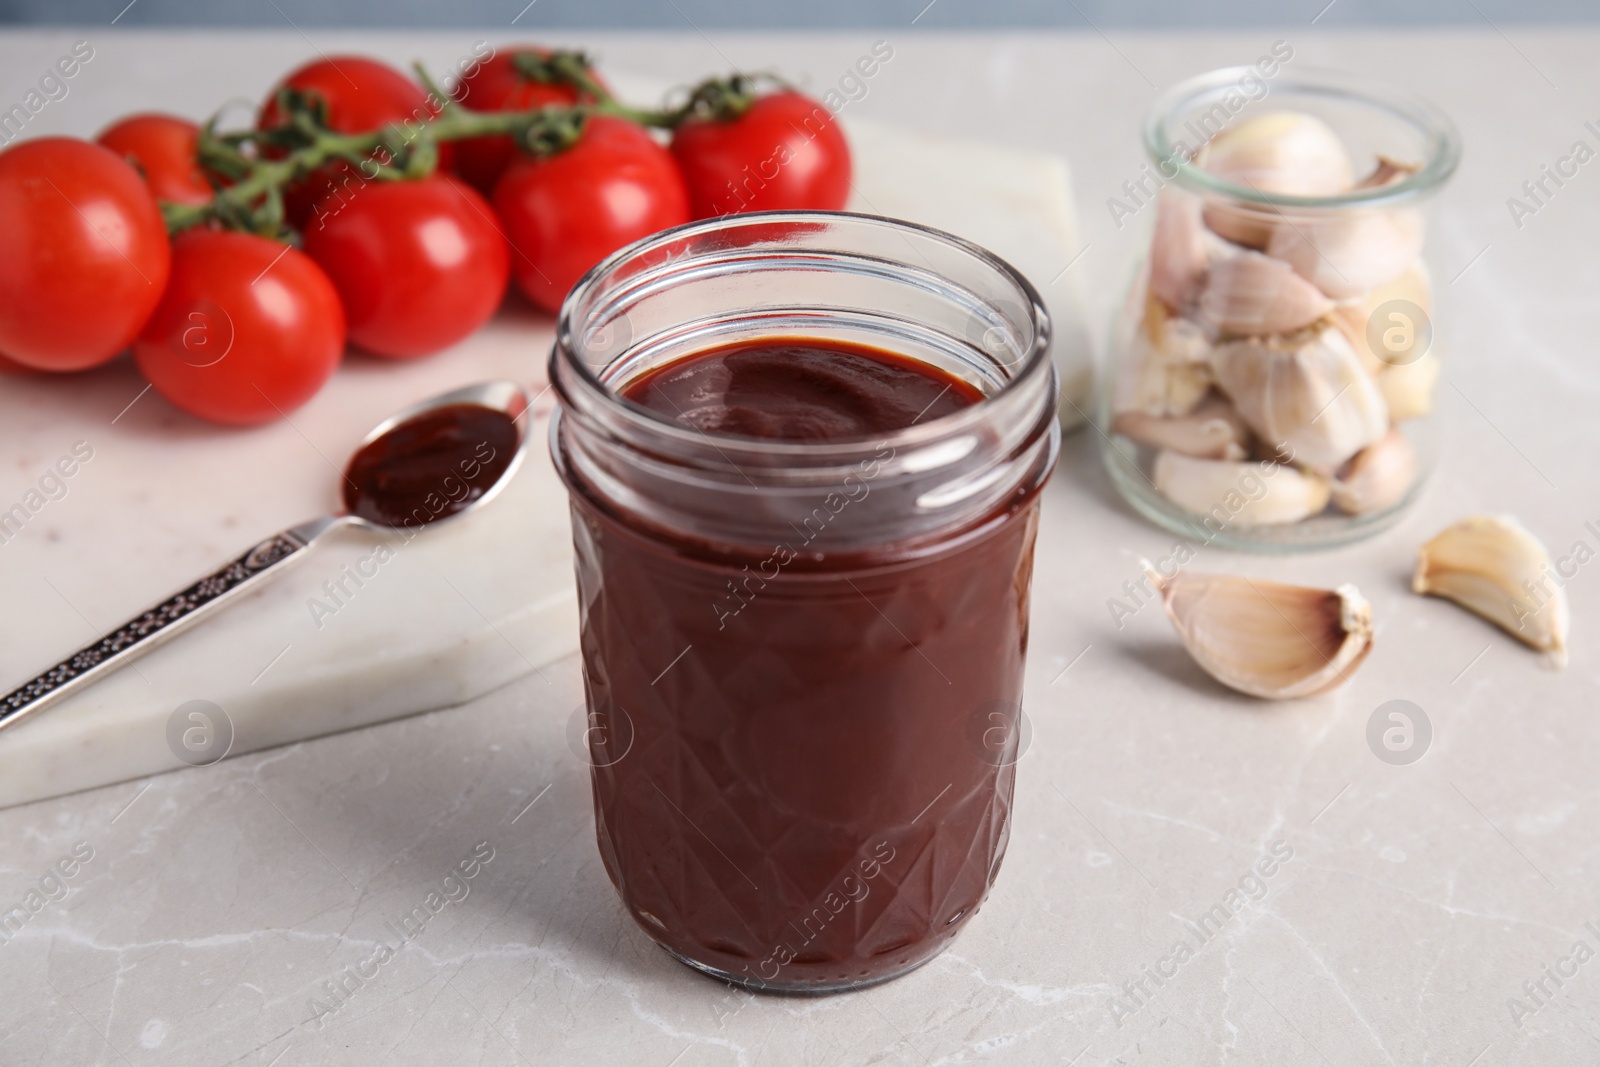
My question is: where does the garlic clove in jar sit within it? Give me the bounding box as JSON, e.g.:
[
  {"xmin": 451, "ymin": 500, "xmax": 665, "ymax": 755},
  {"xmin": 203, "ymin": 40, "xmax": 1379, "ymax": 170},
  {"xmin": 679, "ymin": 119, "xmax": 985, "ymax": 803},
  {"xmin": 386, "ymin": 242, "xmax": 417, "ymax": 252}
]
[
  {"xmin": 1149, "ymin": 190, "xmax": 1239, "ymax": 310},
  {"xmin": 1113, "ymin": 394, "xmax": 1251, "ymax": 460},
  {"xmin": 1144, "ymin": 564, "xmax": 1374, "ymax": 699},
  {"xmin": 1376, "ymin": 350, "xmax": 1441, "ymax": 422},
  {"xmin": 1153, "ymin": 450, "xmax": 1330, "ymax": 526},
  {"xmin": 1331, "ymin": 262, "xmax": 1433, "ymax": 375},
  {"xmin": 1331, "ymin": 428, "xmax": 1419, "ymax": 515},
  {"xmin": 1355, "ymin": 155, "xmax": 1422, "ymax": 190},
  {"xmin": 1266, "ymin": 207, "xmax": 1425, "ymax": 300},
  {"xmin": 1202, "ymin": 201, "xmax": 1282, "ymax": 252},
  {"xmin": 1114, "ymin": 292, "xmax": 1215, "ymax": 417},
  {"xmin": 1210, "ymin": 324, "xmax": 1390, "ymax": 469},
  {"xmin": 1201, "ymin": 112, "xmax": 1356, "ymax": 195},
  {"xmin": 1199, "ymin": 111, "xmax": 1354, "ymax": 248},
  {"xmin": 1195, "ymin": 248, "xmax": 1336, "ymax": 338},
  {"xmin": 1413, "ymin": 515, "xmax": 1569, "ymax": 667}
]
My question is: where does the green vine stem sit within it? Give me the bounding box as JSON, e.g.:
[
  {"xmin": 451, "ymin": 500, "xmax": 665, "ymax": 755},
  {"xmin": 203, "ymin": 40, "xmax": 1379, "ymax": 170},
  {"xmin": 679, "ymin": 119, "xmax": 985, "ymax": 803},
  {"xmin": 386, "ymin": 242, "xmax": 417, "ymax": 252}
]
[
  {"xmin": 159, "ymin": 57, "xmax": 786, "ymax": 239},
  {"xmin": 501, "ymin": 51, "xmax": 784, "ymax": 127}
]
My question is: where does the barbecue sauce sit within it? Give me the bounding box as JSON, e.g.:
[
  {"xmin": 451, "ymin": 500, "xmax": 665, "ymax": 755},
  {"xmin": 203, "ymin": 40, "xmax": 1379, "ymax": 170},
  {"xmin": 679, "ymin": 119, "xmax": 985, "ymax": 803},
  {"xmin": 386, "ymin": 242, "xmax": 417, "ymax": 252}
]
[{"xmin": 570, "ymin": 338, "xmax": 1039, "ymax": 988}]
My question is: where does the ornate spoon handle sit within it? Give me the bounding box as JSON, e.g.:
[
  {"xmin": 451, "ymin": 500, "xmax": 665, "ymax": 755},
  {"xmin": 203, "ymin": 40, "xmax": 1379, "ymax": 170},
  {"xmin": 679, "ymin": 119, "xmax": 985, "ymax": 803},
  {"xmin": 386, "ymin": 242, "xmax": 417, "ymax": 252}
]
[{"xmin": 0, "ymin": 516, "xmax": 339, "ymax": 734}]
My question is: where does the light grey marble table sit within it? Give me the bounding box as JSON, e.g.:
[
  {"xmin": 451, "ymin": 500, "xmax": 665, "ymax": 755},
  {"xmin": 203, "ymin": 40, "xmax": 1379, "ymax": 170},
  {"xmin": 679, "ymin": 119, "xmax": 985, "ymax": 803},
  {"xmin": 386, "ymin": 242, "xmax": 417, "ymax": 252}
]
[{"xmin": 2, "ymin": 25, "xmax": 1598, "ymax": 1067}]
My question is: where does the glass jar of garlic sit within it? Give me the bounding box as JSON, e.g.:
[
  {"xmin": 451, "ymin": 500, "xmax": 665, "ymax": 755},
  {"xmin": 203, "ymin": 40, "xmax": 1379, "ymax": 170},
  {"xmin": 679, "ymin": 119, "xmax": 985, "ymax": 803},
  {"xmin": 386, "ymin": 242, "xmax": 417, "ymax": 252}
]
[{"xmin": 1102, "ymin": 67, "xmax": 1461, "ymax": 550}]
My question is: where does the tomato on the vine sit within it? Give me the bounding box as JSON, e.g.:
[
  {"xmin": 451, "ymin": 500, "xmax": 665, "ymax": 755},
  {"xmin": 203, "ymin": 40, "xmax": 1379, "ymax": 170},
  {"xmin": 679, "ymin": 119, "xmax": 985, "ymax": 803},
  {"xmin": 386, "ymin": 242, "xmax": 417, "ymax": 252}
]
[
  {"xmin": 670, "ymin": 91, "xmax": 851, "ymax": 219},
  {"xmin": 258, "ymin": 56, "xmax": 445, "ymax": 226},
  {"xmin": 134, "ymin": 230, "xmax": 344, "ymax": 425},
  {"xmin": 493, "ymin": 116, "xmax": 689, "ymax": 314},
  {"xmin": 450, "ymin": 47, "xmax": 605, "ymax": 197},
  {"xmin": 0, "ymin": 137, "xmax": 171, "ymax": 372},
  {"xmin": 304, "ymin": 176, "xmax": 510, "ymax": 359},
  {"xmin": 97, "ymin": 113, "xmax": 213, "ymax": 206}
]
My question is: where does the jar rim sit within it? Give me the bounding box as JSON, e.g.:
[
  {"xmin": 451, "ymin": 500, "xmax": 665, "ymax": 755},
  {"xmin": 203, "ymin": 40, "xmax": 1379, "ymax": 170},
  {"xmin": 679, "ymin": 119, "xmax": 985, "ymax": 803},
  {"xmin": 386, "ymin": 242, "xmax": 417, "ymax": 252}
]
[
  {"xmin": 552, "ymin": 210, "xmax": 1055, "ymax": 467},
  {"xmin": 1142, "ymin": 65, "xmax": 1462, "ymax": 209}
]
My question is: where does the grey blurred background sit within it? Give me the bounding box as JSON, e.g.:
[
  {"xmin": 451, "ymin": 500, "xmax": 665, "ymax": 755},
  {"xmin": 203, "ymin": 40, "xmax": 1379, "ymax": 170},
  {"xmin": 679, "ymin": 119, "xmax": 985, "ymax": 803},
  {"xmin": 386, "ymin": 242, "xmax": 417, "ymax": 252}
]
[{"xmin": 0, "ymin": 0, "xmax": 1596, "ymax": 27}]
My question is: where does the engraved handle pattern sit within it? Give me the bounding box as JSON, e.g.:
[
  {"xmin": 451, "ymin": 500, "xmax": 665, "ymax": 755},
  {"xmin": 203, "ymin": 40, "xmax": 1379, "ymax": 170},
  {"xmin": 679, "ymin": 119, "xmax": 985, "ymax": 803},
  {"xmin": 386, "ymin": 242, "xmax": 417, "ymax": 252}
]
[{"xmin": 0, "ymin": 523, "xmax": 324, "ymax": 732}]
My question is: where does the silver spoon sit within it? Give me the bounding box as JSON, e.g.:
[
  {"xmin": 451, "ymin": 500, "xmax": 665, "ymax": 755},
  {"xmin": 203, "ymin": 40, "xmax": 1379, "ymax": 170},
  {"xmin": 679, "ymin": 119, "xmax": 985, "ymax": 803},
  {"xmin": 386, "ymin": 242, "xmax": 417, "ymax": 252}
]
[{"xmin": 0, "ymin": 379, "xmax": 530, "ymax": 734}]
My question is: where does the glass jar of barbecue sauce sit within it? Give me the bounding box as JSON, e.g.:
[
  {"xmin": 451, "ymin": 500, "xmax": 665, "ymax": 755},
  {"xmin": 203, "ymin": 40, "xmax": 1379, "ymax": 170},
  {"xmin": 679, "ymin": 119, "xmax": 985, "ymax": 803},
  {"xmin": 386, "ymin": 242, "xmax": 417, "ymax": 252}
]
[{"xmin": 549, "ymin": 212, "xmax": 1059, "ymax": 993}]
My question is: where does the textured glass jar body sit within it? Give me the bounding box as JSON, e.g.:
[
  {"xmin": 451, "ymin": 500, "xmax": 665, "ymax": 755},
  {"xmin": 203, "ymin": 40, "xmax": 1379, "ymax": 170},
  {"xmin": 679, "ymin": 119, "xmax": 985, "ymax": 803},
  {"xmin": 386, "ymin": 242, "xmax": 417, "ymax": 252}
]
[
  {"xmin": 1103, "ymin": 67, "xmax": 1460, "ymax": 551},
  {"xmin": 549, "ymin": 212, "xmax": 1058, "ymax": 992}
]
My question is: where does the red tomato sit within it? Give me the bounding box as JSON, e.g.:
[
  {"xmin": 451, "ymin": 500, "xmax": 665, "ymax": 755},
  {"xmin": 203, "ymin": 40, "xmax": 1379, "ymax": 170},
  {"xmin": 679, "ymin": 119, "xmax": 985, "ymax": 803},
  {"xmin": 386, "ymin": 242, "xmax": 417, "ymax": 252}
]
[
  {"xmin": 670, "ymin": 91, "xmax": 851, "ymax": 219},
  {"xmin": 303, "ymin": 177, "xmax": 510, "ymax": 359},
  {"xmin": 97, "ymin": 113, "xmax": 213, "ymax": 206},
  {"xmin": 134, "ymin": 230, "xmax": 344, "ymax": 425},
  {"xmin": 450, "ymin": 47, "xmax": 604, "ymax": 197},
  {"xmin": 0, "ymin": 137, "xmax": 171, "ymax": 372},
  {"xmin": 258, "ymin": 56, "xmax": 446, "ymax": 226},
  {"xmin": 493, "ymin": 117, "xmax": 689, "ymax": 314},
  {"xmin": 0, "ymin": 352, "xmax": 43, "ymax": 375}
]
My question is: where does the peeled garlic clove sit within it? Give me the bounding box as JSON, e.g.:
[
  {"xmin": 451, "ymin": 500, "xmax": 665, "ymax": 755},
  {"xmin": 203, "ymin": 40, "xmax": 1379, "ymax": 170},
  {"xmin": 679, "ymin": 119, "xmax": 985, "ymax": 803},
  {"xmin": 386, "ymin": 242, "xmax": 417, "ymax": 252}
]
[
  {"xmin": 1331, "ymin": 428, "xmax": 1418, "ymax": 515},
  {"xmin": 1376, "ymin": 350, "xmax": 1440, "ymax": 422},
  {"xmin": 1145, "ymin": 564, "xmax": 1374, "ymax": 699},
  {"xmin": 1331, "ymin": 261, "xmax": 1434, "ymax": 375},
  {"xmin": 1153, "ymin": 450, "xmax": 1330, "ymax": 526},
  {"xmin": 1150, "ymin": 191, "xmax": 1238, "ymax": 310},
  {"xmin": 1211, "ymin": 324, "xmax": 1389, "ymax": 468},
  {"xmin": 1266, "ymin": 208, "xmax": 1425, "ymax": 300},
  {"xmin": 1414, "ymin": 516, "xmax": 1569, "ymax": 667},
  {"xmin": 1113, "ymin": 394, "xmax": 1250, "ymax": 460},
  {"xmin": 1114, "ymin": 293, "xmax": 1214, "ymax": 417},
  {"xmin": 1195, "ymin": 249, "xmax": 1336, "ymax": 338},
  {"xmin": 1201, "ymin": 112, "xmax": 1355, "ymax": 196}
]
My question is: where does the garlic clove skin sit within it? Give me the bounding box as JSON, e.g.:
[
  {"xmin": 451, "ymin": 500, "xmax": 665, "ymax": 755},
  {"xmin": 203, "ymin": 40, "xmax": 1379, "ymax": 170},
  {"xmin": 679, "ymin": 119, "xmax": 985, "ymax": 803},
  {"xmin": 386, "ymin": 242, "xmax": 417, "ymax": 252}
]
[
  {"xmin": 1201, "ymin": 112, "xmax": 1356, "ymax": 196},
  {"xmin": 1199, "ymin": 111, "xmax": 1354, "ymax": 248},
  {"xmin": 1413, "ymin": 515, "xmax": 1569, "ymax": 667},
  {"xmin": 1153, "ymin": 451, "xmax": 1330, "ymax": 526},
  {"xmin": 1145, "ymin": 564, "xmax": 1374, "ymax": 699},
  {"xmin": 1331, "ymin": 261, "xmax": 1433, "ymax": 376},
  {"xmin": 1331, "ymin": 428, "xmax": 1419, "ymax": 515},
  {"xmin": 1210, "ymin": 324, "xmax": 1390, "ymax": 469},
  {"xmin": 1195, "ymin": 248, "xmax": 1336, "ymax": 338},
  {"xmin": 1375, "ymin": 350, "xmax": 1440, "ymax": 423},
  {"xmin": 1266, "ymin": 208, "xmax": 1425, "ymax": 300},
  {"xmin": 1113, "ymin": 394, "xmax": 1251, "ymax": 460},
  {"xmin": 1354, "ymin": 155, "xmax": 1421, "ymax": 190},
  {"xmin": 1202, "ymin": 200, "xmax": 1283, "ymax": 252},
  {"xmin": 1114, "ymin": 291, "xmax": 1215, "ymax": 417},
  {"xmin": 1149, "ymin": 190, "xmax": 1239, "ymax": 310}
]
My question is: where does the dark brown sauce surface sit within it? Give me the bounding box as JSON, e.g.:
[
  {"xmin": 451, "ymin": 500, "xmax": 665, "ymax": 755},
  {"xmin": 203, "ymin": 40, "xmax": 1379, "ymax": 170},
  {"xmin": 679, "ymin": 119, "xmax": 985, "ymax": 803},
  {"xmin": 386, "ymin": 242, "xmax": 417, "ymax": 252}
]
[
  {"xmin": 621, "ymin": 339, "xmax": 983, "ymax": 440},
  {"xmin": 342, "ymin": 403, "xmax": 517, "ymax": 528}
]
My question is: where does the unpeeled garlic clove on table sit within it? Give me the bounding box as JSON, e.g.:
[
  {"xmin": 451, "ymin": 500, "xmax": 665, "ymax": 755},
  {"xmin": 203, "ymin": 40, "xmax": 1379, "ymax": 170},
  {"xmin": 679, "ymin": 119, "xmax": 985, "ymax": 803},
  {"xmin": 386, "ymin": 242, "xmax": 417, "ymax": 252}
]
[
  {"xmin": 1199, "ymin": 111, "xmax": 1354, "ymax": 248},
  {"xmin": 1331, "ymin": 428, "xmax": 1419, "ymax": 515},
  {"xmin": 1210, "ymin": 324, "xmax": 1390, "ymax": 468},
  {"xmin": 1113, "ymin": 394, "xmax": 1251, "ymax": 460},
  {"xmin": 1266, "ymin": 207, "xmax": 1425, "ymax": 300},
  {"xmin": 1195, "ymin": 248, "xmax": 1336, "ymax": 338},
  {"xmin": 1413, "ymin": 515, "xmax": 1569, "ymax": 667},
  {"xmin": 1113, "ymin": 292, "xmax": 1215, "ymax": 417},
  {"xmin": 1376, "ymin": 350, "xmax": 1441, "ymax": 422},
  {"xmin": 1153, "ymin": 450, "xmax": 1330, "ymax": 526},
  {"xmin": 1149, "ymin": 190, "xmax": 1239, "ymax": 310},
  {"xmin": 1144, "ymin": 564, "xmax": 1374, "ymax": 699}
]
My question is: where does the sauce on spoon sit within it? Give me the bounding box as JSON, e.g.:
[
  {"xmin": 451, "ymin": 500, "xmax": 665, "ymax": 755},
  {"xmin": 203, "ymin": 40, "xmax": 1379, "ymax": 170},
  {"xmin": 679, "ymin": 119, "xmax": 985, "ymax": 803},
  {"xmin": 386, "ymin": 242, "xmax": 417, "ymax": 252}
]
[{"xmin": 341, "ymin": 403, "xmax": 519, "ymax": 529}]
